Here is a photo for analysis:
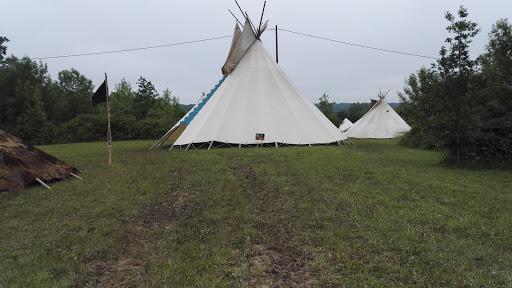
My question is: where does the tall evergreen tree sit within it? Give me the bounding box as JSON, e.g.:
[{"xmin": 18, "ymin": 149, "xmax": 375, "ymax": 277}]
[
  {"xmin": 432, "ymin": 6, "xmax": 480, "ymax": 161},
  {"xmin": 399, "ymin": 6, "xmax": 481, "ymax": 160}
]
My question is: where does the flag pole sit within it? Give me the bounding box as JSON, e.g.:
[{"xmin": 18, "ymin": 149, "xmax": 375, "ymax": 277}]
[{"xmin": 105, "ymin": 73, "xmax": 112, "ymax": 166}]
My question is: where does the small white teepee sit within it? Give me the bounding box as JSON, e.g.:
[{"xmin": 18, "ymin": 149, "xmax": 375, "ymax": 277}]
[
  {"xmin": 346, "ymin": 91, "xmax": 410, "ymax": 139},
  {"xmin": 339, "ymin": 118, "xmax": 353, "ymax": 132},
  {"xmin": 152, "ymin": 13, "xmax": 347, "ymax": 149}
]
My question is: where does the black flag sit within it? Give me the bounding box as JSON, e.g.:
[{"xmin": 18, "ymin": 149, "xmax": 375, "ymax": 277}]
[{"xmin": 92, "ymin": 81, "xmax": 107, "ymax": 106}]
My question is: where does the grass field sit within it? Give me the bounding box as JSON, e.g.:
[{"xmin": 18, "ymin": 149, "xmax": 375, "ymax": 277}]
[{"xmin": 1, "ymin": 139, "xmax": 511, "ymax": 287}]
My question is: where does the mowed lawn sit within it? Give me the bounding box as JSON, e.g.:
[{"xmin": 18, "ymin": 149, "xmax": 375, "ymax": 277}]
[{"xmin": 1, "ymin": 139, "xmax": 511, "ymax": 287}]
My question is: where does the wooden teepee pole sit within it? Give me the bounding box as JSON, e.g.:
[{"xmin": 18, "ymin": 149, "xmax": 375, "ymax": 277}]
[
  {"xmin": 35, "ymin": 178, "xmax": 51, "ymax": 189},
  {"xmin": 105, "ymin": 73, "xmax": 112, "ymax": 166},
  {"xmin": 275, "ymin": 25, "xmax": 279, "ymax": 63}
]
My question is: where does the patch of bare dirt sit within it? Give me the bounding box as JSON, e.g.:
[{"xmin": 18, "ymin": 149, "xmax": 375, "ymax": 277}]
[
  {"xmin": 233, "ymin": 164, "xmax": 317, "ymax": 287},
  {"xmin": 77, "ymin": 170, "xmax": 190, "ymax": 287},
  {"xmin": 247, "ymin": 244, "xmax": 316, "ymax": 288},
  {"xmin": 138, "ymin": 190, "xmax": 188, "ymax": 231},
  {"xmin": 84, "ymin": 257, "xmax": 145, "ymax": 288}
]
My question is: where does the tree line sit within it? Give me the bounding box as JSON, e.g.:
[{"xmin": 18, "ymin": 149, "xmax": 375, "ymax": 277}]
[
  {"xmin": 315, "ymin": 7, "xmax": 511, "ymax": 165},
  {"xmin": 0, "ymin": 37, "xmax": 186, "ymax": 145},
  {"xmin": 2, "ymin": 6, "xmax": 511, "ymax": 165},
  {"xmin": 398, "ymin": 7, "xmax": 511, "ymax": 164},
  {"xmin": 1, "ymin": 31, "xmax": 374, "ymax": 146},
  {"xmin": 317, "ymin": 93, "xmax": 373, "ymax": 127}
]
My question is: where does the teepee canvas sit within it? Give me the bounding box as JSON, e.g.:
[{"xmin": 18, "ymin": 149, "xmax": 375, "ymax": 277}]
[
  {"xmin": 339, "ymin": 118, "xmax": 353, "ymax": 132},
  {"xmin": 152, "ymin": 14, "xmax": 347, "ymax": 149},
  {"xmin": 346, "ymin": 91, "xmax": 410, "ymax": 139}
]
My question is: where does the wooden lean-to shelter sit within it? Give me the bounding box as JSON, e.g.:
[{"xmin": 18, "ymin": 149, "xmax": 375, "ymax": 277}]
[{"xmin": 0, "ymin": 130, "xmax": 80, "ymax": 191}]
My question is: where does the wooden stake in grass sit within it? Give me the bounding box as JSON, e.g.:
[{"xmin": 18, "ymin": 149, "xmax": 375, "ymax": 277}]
[
  {"xmin": 35, "ymin": 178, "xmax": 51, "ymax": 190},
  {"xmin": 70, "ymin": 173, "xmax": 83, "ymax": 180}
]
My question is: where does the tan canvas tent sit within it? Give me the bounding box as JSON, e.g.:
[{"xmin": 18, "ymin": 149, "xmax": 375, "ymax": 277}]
[{"xmin": 0, "ymin": 130, "xmax": 80, "ymax": 191}]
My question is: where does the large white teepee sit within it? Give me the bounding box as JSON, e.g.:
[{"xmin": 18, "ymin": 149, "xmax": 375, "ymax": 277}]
[
  {"xmin": 346, "ymin": 92, "xmax": 410, "ymax": 139},
  {"xmin": 152, "ymin": 17, "xmax": 347, "ymax": 149},
  {"xmin": 339, "ymin": 118, "xmax": 353, "ymax": 132}
]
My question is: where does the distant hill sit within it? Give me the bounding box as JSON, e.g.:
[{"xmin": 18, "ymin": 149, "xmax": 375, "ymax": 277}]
[
  {"xmin": 332, "ymin": 103, "xmax": 351, "ymax": 112},
  {"xmin": 180, "ymin": 103, "xmax": 400, "ymax": 113},
  {"xmin": 179, "ymin": 104, "xmax": 194, "ymax": 112},
  {"xmin": 315, "ymin": 102, "xmax": 401, "ymax": 112}
]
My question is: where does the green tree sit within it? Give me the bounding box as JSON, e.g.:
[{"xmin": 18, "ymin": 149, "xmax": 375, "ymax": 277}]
[
  {"xmin": 397, "ymin": 68, "xmax": 442, "ymax": 148},
  {"xmin": 479, "ymin": 19, "xmax": 512, "ymax": 117},
  {"xmin": 0, "ymin": 36, "xmax": 8, "ymax": 61},
  {"xmin": 109, "ymin": 78, "xmax": 135, "ymax": 116},
  {"xmin": 347, "ymin": 102, "xmax": 370, "ymax": 123},
  {"xmin": 52, "ymin": 68, "xmax": 94, "ymax": 123},
  {"xmin": 0, "ymin": 56, "xmax": 51, "ymax": 125},
  {"xmin": 146, "ymin": 88, "xmax": 186, "ymax": 136},
  {"xmin": 399, "ymin": 6, "xmax": 480, "ymax": 160},
  {"xmin": 336, "ymin": 109, "xmax": 348, "ymax": 123},
  {"xmin": 397, "ymin": 68, "xmax": 439, "ymax": 125},
  {"xmin": 159, "ymin": 88, "xmax": 186, "ymax": 121},
  {"xmin": 318, "ymin": 93, "xmax": 339, "ymax": 126},
  {"xmin": 134, "ymin": 76, "xmax": 158, "ymax": 120},
  {"xmin": 431, "ymin": 6, "xmax": 480, "ymax": 161},
  {"xmin": 318, "ymin": 93, "xmax": 334, "ymax": 115},
  {"xmin": 473, "ymin": 19, "xmax": 512, "ymax": 163},
  {"xmin": 15, "ymin": 81, "xmax": 51, "ymax": 143}
]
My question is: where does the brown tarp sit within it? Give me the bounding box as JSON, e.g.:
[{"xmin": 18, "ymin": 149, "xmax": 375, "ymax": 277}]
[{"xmin": 0, "ymin": 130, "xmax": 80, "ymax": 191}]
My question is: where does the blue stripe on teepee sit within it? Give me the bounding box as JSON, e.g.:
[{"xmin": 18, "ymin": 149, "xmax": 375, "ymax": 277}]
[{"xmin": 180, "ymin": 75, "xmax": 227, "ymax": 126}]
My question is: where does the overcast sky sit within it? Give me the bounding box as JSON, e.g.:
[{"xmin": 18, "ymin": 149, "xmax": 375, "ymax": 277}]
[{"xmin": 2, "ymin": 0, "xmax": 511, "ymax": 104}]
